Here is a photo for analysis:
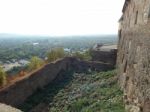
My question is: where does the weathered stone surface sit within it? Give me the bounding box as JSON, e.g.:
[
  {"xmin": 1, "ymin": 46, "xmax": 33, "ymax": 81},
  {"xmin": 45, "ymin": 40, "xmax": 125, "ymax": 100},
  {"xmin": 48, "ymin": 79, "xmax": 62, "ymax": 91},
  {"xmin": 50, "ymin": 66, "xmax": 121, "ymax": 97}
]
[
  {"xmin": 0, "ymin": 103, "xmax": 22, "ymax": 112},
  {"xmin": 117, "ymin": 0, "xmax": 150, "ymax": 112},
  {"xmin": 91, "ymin": 45, "xmax": 117, "ymax": 65}
]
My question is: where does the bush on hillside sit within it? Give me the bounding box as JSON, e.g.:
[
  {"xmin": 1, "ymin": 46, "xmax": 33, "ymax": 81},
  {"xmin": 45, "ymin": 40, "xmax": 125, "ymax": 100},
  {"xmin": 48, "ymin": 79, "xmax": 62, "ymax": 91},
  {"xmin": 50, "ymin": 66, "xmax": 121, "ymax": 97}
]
[
  {"xmin": 68, "ymin": 98, "xmax": 90, "ymax": 112},
  {"xmin": 0, "ymin": 66, "xmax": 7, "ymax": 86},
  {"xmin": 28, "ymin": 56, "xmax": 44, "ymax": 71},
  {"xmin": 47, "ymin": 48, "xmax": 65, "ymax": 62}
]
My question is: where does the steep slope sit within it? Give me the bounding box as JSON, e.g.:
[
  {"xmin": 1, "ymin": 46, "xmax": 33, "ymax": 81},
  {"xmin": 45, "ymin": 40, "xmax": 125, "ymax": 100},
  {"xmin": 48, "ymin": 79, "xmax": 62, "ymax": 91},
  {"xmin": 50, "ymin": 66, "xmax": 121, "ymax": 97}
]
[{"xmin": 20, "ymin": 70, "xmax": 125, "ymax": 112}]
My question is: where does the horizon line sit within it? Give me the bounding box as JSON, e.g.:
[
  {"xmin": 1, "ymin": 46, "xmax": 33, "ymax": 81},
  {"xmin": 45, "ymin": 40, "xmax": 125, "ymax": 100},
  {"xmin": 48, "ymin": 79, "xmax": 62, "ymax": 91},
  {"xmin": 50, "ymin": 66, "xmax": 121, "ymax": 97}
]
[{"xmin": 0, "ymin": 33, "xmax": 117, "ymax": 38}]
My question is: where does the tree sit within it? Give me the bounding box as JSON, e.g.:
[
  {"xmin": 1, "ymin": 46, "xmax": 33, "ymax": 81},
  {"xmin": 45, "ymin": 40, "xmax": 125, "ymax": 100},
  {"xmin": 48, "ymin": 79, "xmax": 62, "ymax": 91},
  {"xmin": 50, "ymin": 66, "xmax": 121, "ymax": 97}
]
[
  {"xmin": 47, "ymin": 48, "xmax": 65, "ymax": 62},
  {"xmin": 0, "ymin": 66, "xmax": 7, "ymax": 86},
  {"xmin": 56, "ymin": 48, "xmax": 65, "ymax": 58},
  {"xmin": 28, "ymin": 56, "xmax": 44, "ymax": 71}
]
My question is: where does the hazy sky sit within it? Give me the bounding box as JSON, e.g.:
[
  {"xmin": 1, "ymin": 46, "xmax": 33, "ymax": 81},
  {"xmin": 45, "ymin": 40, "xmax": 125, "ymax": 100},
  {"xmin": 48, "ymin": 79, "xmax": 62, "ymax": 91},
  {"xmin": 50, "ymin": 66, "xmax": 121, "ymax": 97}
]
[{"xmin": 0, "ymin": 0, "xmax": 124, "ymax": 36}]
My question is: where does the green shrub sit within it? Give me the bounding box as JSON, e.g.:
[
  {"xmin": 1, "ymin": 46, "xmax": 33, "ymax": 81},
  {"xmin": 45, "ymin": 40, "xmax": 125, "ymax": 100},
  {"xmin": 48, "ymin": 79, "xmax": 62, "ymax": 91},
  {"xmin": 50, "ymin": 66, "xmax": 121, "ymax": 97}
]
[
  {"xmin": 0, "ymin": 66, "xmax": 7, "ymax": 86},
  {"xmin": 68, "ymin": 98, "xmax": 90, "ymax": 112},
  {"xmin": 47, "ymin": 48, "xmax": 65, "ymax": 62},
  {"xmin": 20, "ymin": 70, "xmax": 125, "ymax": 112},
  {"xmin": 28, "ymin": 56, "xmax": 44, "ymax": 71}
]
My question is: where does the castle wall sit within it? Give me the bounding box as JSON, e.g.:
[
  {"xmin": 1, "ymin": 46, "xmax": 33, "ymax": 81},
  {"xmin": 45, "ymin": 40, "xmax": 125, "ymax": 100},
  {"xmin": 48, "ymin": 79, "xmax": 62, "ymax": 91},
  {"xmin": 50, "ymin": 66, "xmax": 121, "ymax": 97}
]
[
  {"xmin": 117, "ymin": 0, "xmax": 150, "ymax": 111},
  {"xmin": 91, "ymin": 49, "xmax": 117, "ymax": 65},
  {"xmin": 0, "ymin": 57, "xmax": 113, "ymax": 107}
]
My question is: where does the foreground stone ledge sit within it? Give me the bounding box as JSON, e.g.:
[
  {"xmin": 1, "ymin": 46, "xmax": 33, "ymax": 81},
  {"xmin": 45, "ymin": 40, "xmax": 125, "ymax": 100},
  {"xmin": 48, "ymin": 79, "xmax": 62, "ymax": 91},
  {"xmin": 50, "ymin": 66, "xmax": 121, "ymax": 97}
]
[{"xmin": 0, "ymin": 103, "xmax": 22, "ymax": 112}]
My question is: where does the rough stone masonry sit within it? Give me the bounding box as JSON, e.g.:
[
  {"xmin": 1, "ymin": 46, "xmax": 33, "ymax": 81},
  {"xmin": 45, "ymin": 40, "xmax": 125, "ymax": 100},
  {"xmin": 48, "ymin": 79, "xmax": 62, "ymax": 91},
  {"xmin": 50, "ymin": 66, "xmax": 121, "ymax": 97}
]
[{"xmin": 117, "ymin": 0, "xmax": 150, "ymax": 112}]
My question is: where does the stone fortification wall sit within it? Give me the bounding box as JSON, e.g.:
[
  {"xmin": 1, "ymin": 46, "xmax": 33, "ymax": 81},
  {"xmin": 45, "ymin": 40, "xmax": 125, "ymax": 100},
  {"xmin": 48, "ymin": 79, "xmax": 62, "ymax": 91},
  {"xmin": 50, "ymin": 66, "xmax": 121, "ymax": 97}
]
[
  {"xmin": 117, "ymin": 0, "xmax": 150, "ymax": 111},
  {"xmin": 91, "ymin": 49, "xmax": 117, "ymax": 65},
  {"xmin": 0, "ymin": 57, "xmax": 113, "ymax": 107}
]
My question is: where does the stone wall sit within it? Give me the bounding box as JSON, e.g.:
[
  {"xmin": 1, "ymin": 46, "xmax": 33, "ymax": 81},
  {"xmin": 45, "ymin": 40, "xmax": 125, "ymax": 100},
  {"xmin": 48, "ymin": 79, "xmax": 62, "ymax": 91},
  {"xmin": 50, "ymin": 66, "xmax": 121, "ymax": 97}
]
[
  {"xmin": 117, "ymin": 0, "xmax": 150, "ymax": 112},
  {"xmin": 0, "ymin": 57, "xmax": 113, "ymax": 107},
  {"xmin": 91, "ymin": 48, "xmax": 117, "ymax": 65}
]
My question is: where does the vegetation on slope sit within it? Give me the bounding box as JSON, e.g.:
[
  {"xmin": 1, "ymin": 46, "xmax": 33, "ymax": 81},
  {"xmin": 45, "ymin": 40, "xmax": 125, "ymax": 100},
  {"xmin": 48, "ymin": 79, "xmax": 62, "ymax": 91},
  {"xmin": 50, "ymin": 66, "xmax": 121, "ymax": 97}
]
[
  {"xmin": 0, "ymin": 66, "xmax": 7, "ymax": 86},
  {"xmin": 47, "ymin": 48, "xmax": 65, "ymax": 62},
  {"xmin": 20, "ymin": 70, "xmax": 125, "ymax": 112},
  {"xmin": 28, "ymin": 56, "xmax": 44, "ymax": 71}
]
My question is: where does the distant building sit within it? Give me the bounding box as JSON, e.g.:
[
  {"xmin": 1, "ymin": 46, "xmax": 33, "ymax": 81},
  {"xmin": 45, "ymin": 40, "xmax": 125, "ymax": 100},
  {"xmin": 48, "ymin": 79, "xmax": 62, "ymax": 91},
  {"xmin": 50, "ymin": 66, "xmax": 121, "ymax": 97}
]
[
  {"xmin": 2, "ymin": 59, "xmax": 29, "ymax": 71},
  {"xmin": 44, "ymin": 57, "xmax": 48, "ymax": 60},
  {"xmin": 33, "ymin": 43, "xmax": 39, "ymax": 46},
  {"xmin": 18, "ymin": 60, "xmax": 29, "ymax": 66},
  {"xmin": 64, "ymin": 48, "xmax": 71, "ymax": 52}
]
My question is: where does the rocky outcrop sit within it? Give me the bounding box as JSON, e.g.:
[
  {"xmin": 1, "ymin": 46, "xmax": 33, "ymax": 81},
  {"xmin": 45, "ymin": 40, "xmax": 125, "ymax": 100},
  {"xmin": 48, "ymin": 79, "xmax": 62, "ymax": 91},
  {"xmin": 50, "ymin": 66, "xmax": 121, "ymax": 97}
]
[
  {"xmin": 0, "ymin": 57, "xmax": 113, "ymax": 108},
  {"xmin": 117, "ymin": 0, "xmax": 150, "ymax": 112}
]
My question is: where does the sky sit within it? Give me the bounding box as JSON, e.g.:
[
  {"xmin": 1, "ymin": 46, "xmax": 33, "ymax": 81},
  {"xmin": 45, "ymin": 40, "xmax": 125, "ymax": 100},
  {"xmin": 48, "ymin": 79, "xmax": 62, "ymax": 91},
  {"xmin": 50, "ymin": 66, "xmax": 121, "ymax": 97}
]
[{"xmin": 0, "ymin": 0, "xmax": 125, "ymax": 36}]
